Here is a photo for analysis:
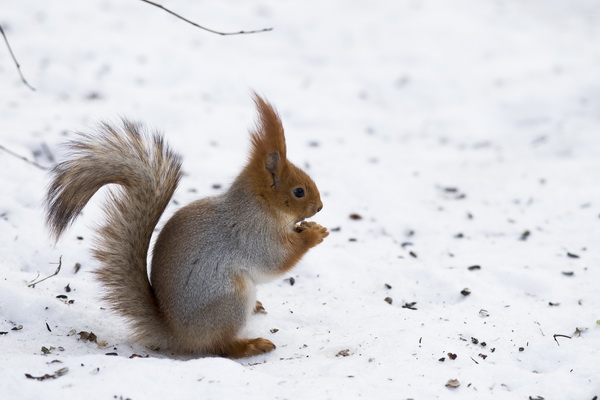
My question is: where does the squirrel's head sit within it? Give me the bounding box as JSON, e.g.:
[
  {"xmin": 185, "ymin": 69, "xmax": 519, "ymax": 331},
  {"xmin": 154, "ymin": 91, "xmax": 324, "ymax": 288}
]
[{"xmin": 244, "ymin": 93, "xmax": 323, "ymax": 225}]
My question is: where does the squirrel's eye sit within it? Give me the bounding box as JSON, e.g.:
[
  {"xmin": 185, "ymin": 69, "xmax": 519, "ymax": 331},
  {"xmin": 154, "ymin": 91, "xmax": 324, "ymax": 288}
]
[{"xmin": 293, "ymin": 187, "xmax": 305, "ymax": 198}]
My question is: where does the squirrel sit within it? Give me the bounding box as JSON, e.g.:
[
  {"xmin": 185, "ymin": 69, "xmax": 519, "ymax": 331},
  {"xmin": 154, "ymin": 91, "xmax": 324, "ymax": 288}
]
[{"xmin": 44, "ymin": 93, "xmax": 329, "ymax": 358}]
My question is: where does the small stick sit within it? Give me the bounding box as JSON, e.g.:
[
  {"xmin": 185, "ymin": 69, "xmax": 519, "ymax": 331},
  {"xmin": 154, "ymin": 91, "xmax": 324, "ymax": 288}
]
[
  {"xmin": 28, "ymin": 257, "xmax": 62, "ymax": 288},
  {"xmin": 0, "ymin": 24, "xmax": 35, "ymax": 91},
  {"xmin": 552, "ymin": 334, "xmax": 572, "ymax": 346},
  {"xmin": 0, "ymin": 144, "xmax": 49, "ymax": 170},
  {"xmin": 139, "ymin": 0, "xmax": 273, "ymax": 36}
]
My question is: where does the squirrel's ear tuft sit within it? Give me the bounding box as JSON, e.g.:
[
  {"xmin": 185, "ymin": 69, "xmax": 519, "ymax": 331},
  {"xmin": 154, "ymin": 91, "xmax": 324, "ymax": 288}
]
[{"xmin": 249, "ymin": 92, "xmax": 287, "ymax": 162}]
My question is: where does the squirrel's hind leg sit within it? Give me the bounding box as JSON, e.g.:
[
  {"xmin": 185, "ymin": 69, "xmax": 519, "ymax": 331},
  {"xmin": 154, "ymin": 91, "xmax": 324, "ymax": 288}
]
[
  {"xmin": 219, "ymin": 337, "xmax": 276, "ymax": 358},
  {"xmin": 202, "ymin": 275, "xmax": 274, "ymax": 358}
]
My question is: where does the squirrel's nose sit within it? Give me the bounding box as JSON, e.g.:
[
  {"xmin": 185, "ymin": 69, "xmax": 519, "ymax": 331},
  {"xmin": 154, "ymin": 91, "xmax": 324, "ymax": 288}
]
[{"xmin": 316, "ymin": 203, "xmax": 323, "ymax": 213}]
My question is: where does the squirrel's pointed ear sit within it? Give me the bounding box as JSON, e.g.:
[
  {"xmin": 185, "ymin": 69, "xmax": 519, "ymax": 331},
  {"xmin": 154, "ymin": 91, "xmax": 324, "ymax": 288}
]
[
  {"xmin": 266, "ymin": 150, "xmax": 281, "ymax": 188},
  {"xmin": 249, "ymin": 92, "xmax": 287, "ymax": 160},
  {"xmin": 248, "ymin": 92, "xmax": 288, "ymax": 188}
]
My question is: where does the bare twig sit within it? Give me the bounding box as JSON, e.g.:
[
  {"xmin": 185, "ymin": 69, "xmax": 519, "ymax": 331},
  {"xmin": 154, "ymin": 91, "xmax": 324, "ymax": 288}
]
[
  {"xmin": 139, "ymin": 0, "xmax": 273, "ymax": 36},
  {"xmin": 28, "ymin": 257, "xmax": 62, "ymax": 288},
  {"xmin": 0, "ymin": 24, "xmax": 35, "ymax": 91},
  {"xmin": 0, "ymin": 144, "xmax": 49, "ymax": 170},
  {"xmin": 552, "ymin": 334, "xmax": 572, "ymax": 346},
  {"xmin": 25, "ymin": 367, "xmax": 68, "ymax": 381}
]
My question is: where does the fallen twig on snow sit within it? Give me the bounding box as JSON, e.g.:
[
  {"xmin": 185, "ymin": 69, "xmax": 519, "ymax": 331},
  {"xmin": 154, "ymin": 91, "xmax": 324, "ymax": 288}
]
[
  {"xmin": 552, "ymin": 334, "xmax": 572, "ymax": 346},
  {"xmin": 28, "ymin": 257, "xmax": 62, "ymax": 288},
  {"xmin": 0, "ymin": 144, "xmax": 49, "ymax": 170},
  {"xmin": 0, "ymin": 24, "xmax": 35, "ymax": 91},
  {"xmin": 25, "ymin": 367, "xmax": 68, "ymax": 381},
  {"xmin": 139, "ymin": 0, "xmax": 273, "ymax": 36}
]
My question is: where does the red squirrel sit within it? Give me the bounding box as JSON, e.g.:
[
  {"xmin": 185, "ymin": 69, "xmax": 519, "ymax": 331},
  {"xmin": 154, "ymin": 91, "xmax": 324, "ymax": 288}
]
[{"xmin": 45, "ymin": 93, "xmax": 329, "ymax": 358}]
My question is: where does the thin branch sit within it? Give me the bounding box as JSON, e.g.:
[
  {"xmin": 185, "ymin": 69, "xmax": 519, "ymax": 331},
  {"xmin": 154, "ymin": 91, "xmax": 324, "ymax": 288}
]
[
  {"xmin": 139, "ymin": 0, "xmax": 273, "ymax": 36},
  {"xmin": 0, "ymin": 24, "xmax": 35, "ymax": 91},
  {"xmin": 552, "ymin": 333, "xmax": 572, "ymax": 346},
  {"xmin": 0, "ymin": 144, "xmax": 49, "ymax": 170},
  {"xmin": 28, "ymin": 257, "xmax": 62, "ymax": 288}
]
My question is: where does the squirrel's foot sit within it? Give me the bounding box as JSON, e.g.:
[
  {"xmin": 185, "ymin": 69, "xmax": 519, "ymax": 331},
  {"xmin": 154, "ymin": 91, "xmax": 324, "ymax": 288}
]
[
  {"xmin": 221, "ymin": 338, "xmax": 276, "ymax": 358},
  {"xmin": 254, "ymin": 300, "xmax": 267, "ymax": 314}
]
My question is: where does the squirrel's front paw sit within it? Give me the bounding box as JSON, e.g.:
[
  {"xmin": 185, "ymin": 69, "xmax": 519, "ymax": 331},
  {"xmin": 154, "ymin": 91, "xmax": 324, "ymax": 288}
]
[{"xmin": 295, "ymin": 221, "xmax": 329, "ymax": 246}]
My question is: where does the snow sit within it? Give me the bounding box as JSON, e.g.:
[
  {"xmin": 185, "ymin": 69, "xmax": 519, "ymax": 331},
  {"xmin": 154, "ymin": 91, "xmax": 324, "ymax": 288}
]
[{"xmin": 1, "ymin": 0, "xmax": 600, "ymax": 398}]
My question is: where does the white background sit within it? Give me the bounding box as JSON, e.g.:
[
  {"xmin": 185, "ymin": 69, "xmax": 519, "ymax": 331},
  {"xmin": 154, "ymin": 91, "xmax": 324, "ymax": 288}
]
[{"xmin": 1, "ymin": 0, "xmax": 599, "ymax": 398}]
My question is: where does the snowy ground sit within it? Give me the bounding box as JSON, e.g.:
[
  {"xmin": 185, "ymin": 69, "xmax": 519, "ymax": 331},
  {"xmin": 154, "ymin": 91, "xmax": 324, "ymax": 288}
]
[{"xmin": 1, "ymin": 0, "xmax": 600, "ymax": 399}]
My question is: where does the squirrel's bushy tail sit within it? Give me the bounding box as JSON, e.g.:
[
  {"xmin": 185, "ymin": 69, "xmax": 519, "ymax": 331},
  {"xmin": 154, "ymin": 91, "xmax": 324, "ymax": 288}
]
[{"xmin": 45, "ymin": 120, "xmax": 182, "ymax": 349}]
